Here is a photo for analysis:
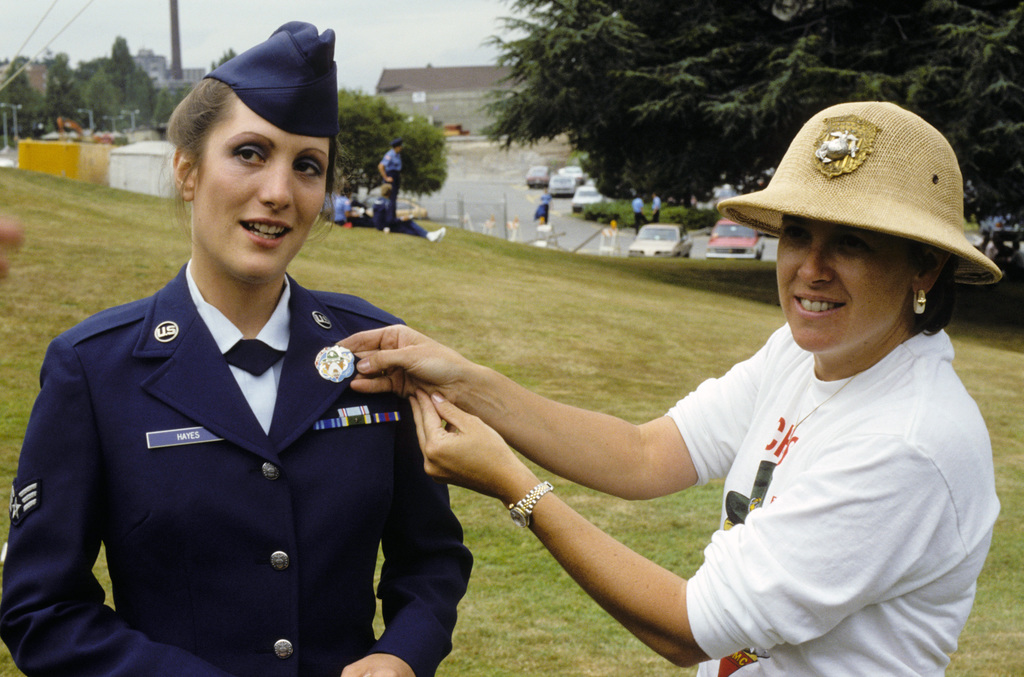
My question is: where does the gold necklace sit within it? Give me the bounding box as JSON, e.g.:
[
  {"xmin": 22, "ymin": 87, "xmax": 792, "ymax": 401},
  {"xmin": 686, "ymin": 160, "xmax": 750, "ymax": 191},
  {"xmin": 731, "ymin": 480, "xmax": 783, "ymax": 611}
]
[{"xmin": 792, "ymin": 372, "xmax": 859, "ymax": 432}]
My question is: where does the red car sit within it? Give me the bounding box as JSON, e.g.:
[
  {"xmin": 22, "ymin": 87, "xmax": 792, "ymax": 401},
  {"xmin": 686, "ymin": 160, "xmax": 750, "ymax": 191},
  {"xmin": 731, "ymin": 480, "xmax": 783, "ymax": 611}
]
[
  {"xmin": 705, "ymin": 219, "xmax": 766, "ymax": 260},
  {"xmin": 526, "ymin": 165, "xmax": 550, "ymax": 188}
]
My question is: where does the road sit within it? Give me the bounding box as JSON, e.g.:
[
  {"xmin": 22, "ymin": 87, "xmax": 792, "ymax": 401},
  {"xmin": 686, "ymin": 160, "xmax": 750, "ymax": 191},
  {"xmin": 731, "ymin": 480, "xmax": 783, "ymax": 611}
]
[{"xmin": 415, "ymin": 176, "xmax": 777, "ymax": 261}]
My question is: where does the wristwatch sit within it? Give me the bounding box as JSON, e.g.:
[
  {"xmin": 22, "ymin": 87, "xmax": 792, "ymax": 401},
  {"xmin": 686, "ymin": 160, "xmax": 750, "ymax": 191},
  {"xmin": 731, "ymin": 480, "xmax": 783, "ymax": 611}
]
[{"xmin": 508, "ymin": 481, "xmax": 554, "ymax": 528}]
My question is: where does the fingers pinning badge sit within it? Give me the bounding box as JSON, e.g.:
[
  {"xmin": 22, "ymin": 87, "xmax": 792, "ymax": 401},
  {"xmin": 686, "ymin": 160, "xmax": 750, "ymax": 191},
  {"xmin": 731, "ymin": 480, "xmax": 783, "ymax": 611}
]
[{"xmin": 315, "ymin": 345, "xmax": 355, "ymax": 382}]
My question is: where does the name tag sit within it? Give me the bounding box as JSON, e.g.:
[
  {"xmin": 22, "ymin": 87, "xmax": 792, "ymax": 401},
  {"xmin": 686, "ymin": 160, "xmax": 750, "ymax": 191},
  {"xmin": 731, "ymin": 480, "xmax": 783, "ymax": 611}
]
[{"xmin": 146, "ymin": 426, "xmax": 224, "ymax": 449}]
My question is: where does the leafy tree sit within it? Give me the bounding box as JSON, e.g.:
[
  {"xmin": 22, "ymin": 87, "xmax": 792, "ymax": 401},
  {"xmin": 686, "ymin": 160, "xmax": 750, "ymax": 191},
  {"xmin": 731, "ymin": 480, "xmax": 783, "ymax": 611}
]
[
  {"xmin": 397, "ymin": 115, "xmax": 449, "ymax": 195},
  {"xmin": 104, "ymin": 37, "xmax": 155, "ymax": 124},
  {"xmin": 153, "ymin": 87, "xmax": 189, "ymax": 126},
  {"xmin": 212, "ymin": 50, "xmax": 238, "ymax": 70},
  {"xmin": 82, "ymin": 70, "xmax": 120, "ymax": 128},
  {"xmin": 0, "ymin": 58, "xmax": 46, "ymax": 140},
  {"xmin": 45, "ymin": 54, "xmax": 84, "ymax": 123},
  {"xmin": 68, "ymin": 38, "xmax": 155, "ymax": 130},
  {"xmin": 488, "ymin": 0, "xmax": 1024, "ymax": 220},
  {"xmin": 335, "ymin": 89, "xmax": 448, "ymax": 195}
]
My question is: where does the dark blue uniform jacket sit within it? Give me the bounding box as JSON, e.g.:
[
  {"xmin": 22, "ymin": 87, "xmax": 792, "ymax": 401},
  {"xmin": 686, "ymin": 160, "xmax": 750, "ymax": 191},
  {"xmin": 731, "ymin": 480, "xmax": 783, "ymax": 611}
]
[{"xmin": 0, "ymin": 267, "xmax": 472, "ymax": 677}]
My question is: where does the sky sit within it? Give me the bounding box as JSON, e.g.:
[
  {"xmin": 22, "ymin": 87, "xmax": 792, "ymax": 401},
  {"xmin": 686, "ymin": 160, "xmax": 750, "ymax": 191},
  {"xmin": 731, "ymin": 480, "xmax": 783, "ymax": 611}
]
[{"xmin": 1, "ymin": 0, "xmax": 519, "ymax": 93}]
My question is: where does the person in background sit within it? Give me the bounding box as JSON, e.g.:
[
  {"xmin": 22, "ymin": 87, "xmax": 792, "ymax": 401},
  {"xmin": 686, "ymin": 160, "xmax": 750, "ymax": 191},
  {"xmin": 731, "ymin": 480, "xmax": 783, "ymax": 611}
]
[
  {"xmin": 342, "ymin": 101, "xmax": 1001, "ymax": 676},
  {"xmin": 0, "ymin": 216, "xmax": 24, "ymax": 279},
  {"xmin": 333, "ymin": 189, "xmax": 374, "ymax": 229},
  {"xmin": 535, "ymin": 188, "xmax": 551, "ymax": 225},
  {"xmin": 0, "ymin": 22, "xmax": 470, "ymax": 677},
  {"xmin": 632, "ymin": 194, "xmax": 646, "ymax": 233},
  {"xmin": 378, "ymin": 137, "xmax": 403, "ymax": 208},
  {"xmin": 651, "ymin": 192, "xmax": 662, "ymax": 223},
  {"xmin": 371, "ymin": 183, "xmax": 445, "ymax": 242}
]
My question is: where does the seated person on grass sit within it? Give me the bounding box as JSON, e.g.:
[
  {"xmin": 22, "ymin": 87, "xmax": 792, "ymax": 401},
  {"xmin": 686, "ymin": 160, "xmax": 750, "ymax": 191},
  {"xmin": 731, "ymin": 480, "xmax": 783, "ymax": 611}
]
[{"xmin": 371, "ymin": 184, "xmax": 445, "ymax": 242}]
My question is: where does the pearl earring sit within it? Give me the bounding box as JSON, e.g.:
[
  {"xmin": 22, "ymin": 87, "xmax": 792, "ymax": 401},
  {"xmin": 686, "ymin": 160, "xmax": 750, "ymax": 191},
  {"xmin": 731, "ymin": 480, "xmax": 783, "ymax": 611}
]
[{"xmin": 914, "ymin": 289, "xmax": 927, "ymax": 315}]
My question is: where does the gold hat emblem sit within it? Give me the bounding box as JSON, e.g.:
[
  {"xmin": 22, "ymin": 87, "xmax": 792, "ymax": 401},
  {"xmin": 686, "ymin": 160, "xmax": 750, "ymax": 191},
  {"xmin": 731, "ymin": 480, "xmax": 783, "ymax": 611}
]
[{"xmin": 813, "ymin": 114, "xmax": 879, "ymax": 177}]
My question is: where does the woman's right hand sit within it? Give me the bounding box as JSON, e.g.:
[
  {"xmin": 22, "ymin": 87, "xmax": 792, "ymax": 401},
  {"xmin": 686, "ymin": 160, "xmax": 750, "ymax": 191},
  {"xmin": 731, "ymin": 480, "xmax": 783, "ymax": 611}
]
[{"xmin": 339, "ymin": 325, "xmax": 478, "ymax": 401}]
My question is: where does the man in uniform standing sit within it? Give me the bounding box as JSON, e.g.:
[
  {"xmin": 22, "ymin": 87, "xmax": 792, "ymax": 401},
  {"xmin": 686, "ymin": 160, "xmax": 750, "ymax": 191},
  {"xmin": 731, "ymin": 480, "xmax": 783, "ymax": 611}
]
[
  {"xmin": 631, "ymin": 194, "xmax": 646, "ymax": 233},
  {"xmin": 378, "ymin": 137, "xmax": 403, "ymax": 209}
]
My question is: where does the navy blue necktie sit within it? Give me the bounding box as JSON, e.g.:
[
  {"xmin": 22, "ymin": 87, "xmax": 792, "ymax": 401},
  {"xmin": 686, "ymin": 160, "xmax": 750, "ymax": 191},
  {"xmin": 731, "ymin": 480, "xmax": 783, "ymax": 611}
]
[{"xmin": 224, "ymin": 339, "xmax": 284, "ymax": 376}]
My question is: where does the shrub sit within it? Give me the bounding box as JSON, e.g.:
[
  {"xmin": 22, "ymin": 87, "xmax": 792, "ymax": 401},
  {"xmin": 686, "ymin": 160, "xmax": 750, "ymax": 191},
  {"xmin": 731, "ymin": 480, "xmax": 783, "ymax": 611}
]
[{"xmin": 581, "ymin": 201, "xmax": 719, "ymax": 232}]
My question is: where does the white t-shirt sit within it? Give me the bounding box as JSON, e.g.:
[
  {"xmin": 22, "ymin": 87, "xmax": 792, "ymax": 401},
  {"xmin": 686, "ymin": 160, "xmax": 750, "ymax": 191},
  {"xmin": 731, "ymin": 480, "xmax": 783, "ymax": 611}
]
[{"xmin": 668, "ymin": 326, "xmax": 999, "ymax": 676}]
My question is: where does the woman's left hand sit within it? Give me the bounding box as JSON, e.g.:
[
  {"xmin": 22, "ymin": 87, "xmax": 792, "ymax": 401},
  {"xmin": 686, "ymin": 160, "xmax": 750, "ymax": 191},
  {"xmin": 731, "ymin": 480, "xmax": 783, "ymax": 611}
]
[
  {"xmin": 411, "ymin": 390, "xmax": 538, "ymax": 504},
  {"xmin": 339, "ymin": 652, "xmax": 413, "ymax": 677}
]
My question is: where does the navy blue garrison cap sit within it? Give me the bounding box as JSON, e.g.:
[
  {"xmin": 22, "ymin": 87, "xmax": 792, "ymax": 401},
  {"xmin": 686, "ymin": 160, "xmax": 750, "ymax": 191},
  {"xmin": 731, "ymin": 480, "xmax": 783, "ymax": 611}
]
[{"xmin": 205, "ymin": 21, "xmax": 340, "ymax": 137}]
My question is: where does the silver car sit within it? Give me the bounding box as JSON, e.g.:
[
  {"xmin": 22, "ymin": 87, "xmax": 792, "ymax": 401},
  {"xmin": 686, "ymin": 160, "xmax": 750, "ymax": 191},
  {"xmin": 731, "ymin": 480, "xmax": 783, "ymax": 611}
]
[
  {"xmin": 628, "ymin": 225, "xmax": 693, "ymax": 257},
  {"xmin": 548, "ymin": 174, "xmax": 577, "ymax": 197}
]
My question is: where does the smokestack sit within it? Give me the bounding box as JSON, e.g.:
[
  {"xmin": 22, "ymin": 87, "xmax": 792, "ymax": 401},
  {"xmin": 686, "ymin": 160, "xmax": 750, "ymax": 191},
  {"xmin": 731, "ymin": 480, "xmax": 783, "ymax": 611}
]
[{"xmin": 169, "ymin": 0, "xmax": 183, "ymax": 81}]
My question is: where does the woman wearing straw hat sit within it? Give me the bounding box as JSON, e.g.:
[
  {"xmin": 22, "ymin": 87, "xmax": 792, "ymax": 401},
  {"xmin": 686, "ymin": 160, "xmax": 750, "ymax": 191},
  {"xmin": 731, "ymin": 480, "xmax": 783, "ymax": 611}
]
[
  {"xmin": 340, "ymin": 101, "xmax": 1000, "ymax": 675},
  {"xmin": 0, "ymin": 22, "xmax": 470, "ymax": 677}
]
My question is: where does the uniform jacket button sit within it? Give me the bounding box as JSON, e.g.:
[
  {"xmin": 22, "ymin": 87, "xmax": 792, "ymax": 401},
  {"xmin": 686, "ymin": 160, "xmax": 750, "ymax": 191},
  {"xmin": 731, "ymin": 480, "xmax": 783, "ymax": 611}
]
[
  {"xmin": 274, "ymin": 639, "xmax": 293, "ymax": 659},
  {"xmin": 262, "ymin": 462, "xmax": 280, "ymax": 480},
  {"xmin": 270, "ymin": 551, "xmax": 290, "ymax": 570}
]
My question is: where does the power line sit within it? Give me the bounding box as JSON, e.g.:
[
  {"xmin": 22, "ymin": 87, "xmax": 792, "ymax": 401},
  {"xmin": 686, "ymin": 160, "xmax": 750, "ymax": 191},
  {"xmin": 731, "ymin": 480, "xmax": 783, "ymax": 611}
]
[
  {"xmin": 7, "ymin": 0, "xmax": 61, "ymax": 66},
  {"xmin": 0, "ymin": 0, "xmax": 99, "ymax": 94}
]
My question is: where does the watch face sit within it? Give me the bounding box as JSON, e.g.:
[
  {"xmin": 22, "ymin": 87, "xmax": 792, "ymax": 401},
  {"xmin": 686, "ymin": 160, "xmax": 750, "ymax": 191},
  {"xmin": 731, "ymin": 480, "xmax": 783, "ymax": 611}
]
[{"xmin": 510, "ymin": 508, "xmax": 529, "ymax": 528}]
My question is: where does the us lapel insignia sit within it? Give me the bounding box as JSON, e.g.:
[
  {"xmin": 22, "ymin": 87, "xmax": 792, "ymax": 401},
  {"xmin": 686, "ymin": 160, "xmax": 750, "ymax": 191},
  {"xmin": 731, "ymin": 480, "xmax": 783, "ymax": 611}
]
[
  {"xmin": 315, "ymin": 345, "xmax": 355, "ymax": 382},
  {"xmin": 312, "ymin": 311, "xmax": 332, "ymax": 329},
  {"xmin": 154, "ymin": 320, "xmax": 179, "ymax": 343}
]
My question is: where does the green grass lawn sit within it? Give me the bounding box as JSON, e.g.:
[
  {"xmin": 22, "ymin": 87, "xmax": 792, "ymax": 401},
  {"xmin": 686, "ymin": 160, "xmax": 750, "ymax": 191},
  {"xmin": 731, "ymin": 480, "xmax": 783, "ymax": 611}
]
[{"xmin": 0, "ymin": 167, "xmax": 1021, "ymax": 675}]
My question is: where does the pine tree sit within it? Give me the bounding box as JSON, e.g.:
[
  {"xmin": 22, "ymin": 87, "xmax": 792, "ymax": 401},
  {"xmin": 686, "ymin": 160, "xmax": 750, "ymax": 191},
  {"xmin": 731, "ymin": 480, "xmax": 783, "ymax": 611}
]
[{"xmin": 489, "ymin": 0, "xmax": 1024, "ymax": 220}]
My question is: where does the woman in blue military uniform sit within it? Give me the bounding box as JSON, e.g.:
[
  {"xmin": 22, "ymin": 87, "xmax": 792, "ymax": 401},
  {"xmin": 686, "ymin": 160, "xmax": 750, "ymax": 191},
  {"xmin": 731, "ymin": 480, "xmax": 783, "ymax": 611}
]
[{"xmin": 0, "ymin": 22, "xmax": 471, "ymax": 677}]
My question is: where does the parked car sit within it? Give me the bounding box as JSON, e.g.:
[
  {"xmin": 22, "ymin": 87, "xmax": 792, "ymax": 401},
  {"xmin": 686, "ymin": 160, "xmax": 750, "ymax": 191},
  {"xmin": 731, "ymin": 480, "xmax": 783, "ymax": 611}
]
[
  {"xmin": 548, "ymin": 174, "xmax": 577, "ymax": 197},
  {"xmin": 570, "ymin": 185, "xmax": 607, "ymax": 213},
  {"xmin": 526, "ymin": 165, "xmax": 551, "ymax": 188},
  {"xmin": 628, "ymin": 225, "xmax": 693, "ymax": 258},
  {"xmin": 705, "ymin": 219, "xmax": 765, "ymax": 260},
  {"xmin": 557, "ymin": 165, "xmax": 586, "ymax": 186}
]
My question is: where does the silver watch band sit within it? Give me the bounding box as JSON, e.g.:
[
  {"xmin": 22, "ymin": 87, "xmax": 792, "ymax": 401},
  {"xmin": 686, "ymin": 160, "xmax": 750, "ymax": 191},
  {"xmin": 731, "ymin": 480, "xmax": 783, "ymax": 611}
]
[{"xmin": 509, "ymin": 481, "xmax": 554, "ymax": 527}]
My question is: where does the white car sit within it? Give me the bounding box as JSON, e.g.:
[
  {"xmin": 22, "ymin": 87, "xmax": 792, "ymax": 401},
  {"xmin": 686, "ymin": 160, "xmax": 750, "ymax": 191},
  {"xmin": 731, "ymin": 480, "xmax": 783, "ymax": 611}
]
[
  {"xmin": 548, "ymin": 174, "xmax": 577, "ymax": 197},
  {"xmin": 628, "ymin": 225, "xmax": 693, "ymax": 257},
  {"xmin": 557, "ymin": 165, "xmax": 586, "ymax": 185},
  {"xmin": 570, "ymin": 185, "xmax": 607, "ymax": 213}
]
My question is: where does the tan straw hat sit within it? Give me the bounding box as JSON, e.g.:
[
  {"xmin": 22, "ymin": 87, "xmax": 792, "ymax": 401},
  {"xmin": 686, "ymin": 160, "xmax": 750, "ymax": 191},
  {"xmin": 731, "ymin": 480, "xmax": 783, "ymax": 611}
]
[{"xmin": 717, "ymin": 101, "xmax": 1002, "ymax": 284}]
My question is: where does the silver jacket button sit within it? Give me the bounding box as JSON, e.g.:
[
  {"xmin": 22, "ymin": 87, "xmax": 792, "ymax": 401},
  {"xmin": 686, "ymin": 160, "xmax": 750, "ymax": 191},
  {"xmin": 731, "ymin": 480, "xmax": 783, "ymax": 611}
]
[
  {"xmin": 262, "ymin": 462, "xmax": 280, "ymax": 480},
  {"xmin": 274, "ymin": 639, "xmax": 293, "ymax": 659},
  {"xmin": 270, "ymin": 551, "xmax": 290, "ymax": 570}
]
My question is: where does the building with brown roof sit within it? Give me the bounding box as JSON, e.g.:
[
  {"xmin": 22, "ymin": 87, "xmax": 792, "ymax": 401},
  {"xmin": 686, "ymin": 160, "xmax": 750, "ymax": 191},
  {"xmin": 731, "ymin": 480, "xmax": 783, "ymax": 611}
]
[{"xmin": 375, "ymin": 65, "xmax": 513, "ymax": 136}]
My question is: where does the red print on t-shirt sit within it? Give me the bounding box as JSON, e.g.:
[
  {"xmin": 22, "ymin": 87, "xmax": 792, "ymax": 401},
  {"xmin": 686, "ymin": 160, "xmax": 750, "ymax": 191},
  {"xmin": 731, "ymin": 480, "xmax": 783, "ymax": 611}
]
[{"xmin": 765, "ymin": 416, "xmax": 799, "ymax": 464}]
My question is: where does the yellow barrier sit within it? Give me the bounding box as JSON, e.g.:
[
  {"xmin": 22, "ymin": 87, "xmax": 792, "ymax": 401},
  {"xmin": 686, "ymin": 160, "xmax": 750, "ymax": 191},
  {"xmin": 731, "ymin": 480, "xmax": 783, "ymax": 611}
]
[{"xmin": 17, "ymin": 140, "xmax": 110, "ymax": 184}]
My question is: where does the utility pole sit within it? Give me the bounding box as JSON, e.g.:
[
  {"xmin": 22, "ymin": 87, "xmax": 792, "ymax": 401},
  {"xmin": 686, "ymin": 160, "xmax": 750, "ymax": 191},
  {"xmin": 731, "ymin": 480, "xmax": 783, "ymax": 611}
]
[
  {"xmin": 121, "ymin": 109, "xmax": 140, "ymax": 131},
  {"xmin": 76, "ymin": 108, "xmax": 95, "ymax": 131},
  {"xmin": 0, "ymin": 103, "xmax": 21, "ymax": 141}
]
